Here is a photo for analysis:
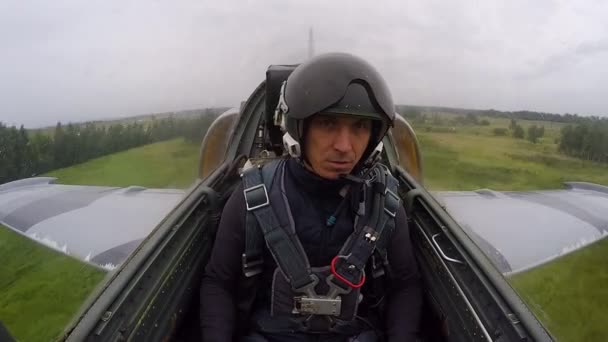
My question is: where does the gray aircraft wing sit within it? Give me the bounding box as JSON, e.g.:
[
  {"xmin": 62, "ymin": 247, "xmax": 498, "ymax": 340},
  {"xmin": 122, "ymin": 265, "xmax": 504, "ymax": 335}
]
[
  {"xmin": 433, "ymin": 182, "xmax": 608, "ymax": 275},
  {"xmin": 0, "ymin": 177, "xmax": 185, "ymax": 270}
]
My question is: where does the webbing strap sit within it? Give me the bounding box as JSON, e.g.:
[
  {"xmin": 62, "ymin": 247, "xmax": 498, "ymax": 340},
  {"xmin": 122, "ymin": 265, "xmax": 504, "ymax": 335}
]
[
  {"xmin": 375, "ymin": 172, "xmax": 400, "ymax": 240},
  {"xmin": 242, "ymin": 164, "xmax": 315, "ymax": 290},
  {"xmin": 334, "ymin": 167, "xmax": 400, "ymax": 285},
  {"xmin": 372, "ymin": 173, "xmax": 398, "ymax": 274},
  {"xmin": 244, "ymin": 211, "xmax": 263, "ymax": 264},
  {"xmin": 243, "ymin": 209, "xmax": 265, "ymax": 277},
  {"xmin": 243, "ymin": 161, "xmax": 282, "ymax": 277}
]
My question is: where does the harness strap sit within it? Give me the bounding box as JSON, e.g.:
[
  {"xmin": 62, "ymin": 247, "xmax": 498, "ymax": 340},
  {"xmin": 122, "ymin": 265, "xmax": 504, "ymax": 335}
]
[
  {"xmin": 242, "ymin": 162, "xmax": 316, "ymax": 291},
  {"xmin": 372, "ymin": 173, "xmax": 398, "ymax": 278},
  {"xmin": 242, "ymin": 160, "xmax": 400, "ymax": 294},
  {"xmin": 243, "ymin": 161, "xmax": 281, "ymax": 277},
  {"xmin": 332, "ymin": 165, "xmax": 400, "ymax": 287}
]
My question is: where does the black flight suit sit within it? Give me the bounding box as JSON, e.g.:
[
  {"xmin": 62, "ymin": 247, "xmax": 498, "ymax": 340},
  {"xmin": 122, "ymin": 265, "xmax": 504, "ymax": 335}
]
[{"xmin": 200, "ymin": 159, "xmax": 422, "ymax": 341}]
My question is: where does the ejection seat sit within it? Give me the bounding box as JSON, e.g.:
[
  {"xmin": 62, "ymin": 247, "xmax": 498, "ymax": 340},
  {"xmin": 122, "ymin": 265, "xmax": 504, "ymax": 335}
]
[{"xmin": 190, "ymin": 65, "xmax": 431, "ymax": 341}]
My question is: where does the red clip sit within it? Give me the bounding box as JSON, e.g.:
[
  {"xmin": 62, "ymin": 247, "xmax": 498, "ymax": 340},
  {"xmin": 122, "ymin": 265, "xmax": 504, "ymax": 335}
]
[{"xmin": 330, "ymin": 255, "xmax": 366, "ymax": 289}]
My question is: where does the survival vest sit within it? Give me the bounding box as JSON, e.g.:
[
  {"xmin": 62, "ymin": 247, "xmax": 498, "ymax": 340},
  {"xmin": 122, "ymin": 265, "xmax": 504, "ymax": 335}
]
[{"xmin": 240, "ymin": 158, "xmax": 401, "ymax": 335}]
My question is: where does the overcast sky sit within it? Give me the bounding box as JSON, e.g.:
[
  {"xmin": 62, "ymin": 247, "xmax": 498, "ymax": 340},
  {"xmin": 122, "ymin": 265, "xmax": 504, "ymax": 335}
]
[{"xmin": 1, "ymin": 0, "xmax": 608, "ymax": 128}]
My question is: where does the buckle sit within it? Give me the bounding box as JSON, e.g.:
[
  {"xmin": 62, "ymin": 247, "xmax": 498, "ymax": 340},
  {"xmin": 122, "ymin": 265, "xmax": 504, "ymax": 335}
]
[
  {"xmin": 363, "ymin": 226, "xmax": 379, "ymax": 243},
  {"xmin": 384, "ymin": 188, "xmax": 400, "ymax": 218},
  {"xmin": 330, "ymin": 255, "xmax": 366, "ymax": 289},
  {"xmin": 293, "ymin": 296, "xmax": 342, "ymax": 316},
  {"xmin": 242, "ymin": 253, "xmax": 263, "ymax": 277},
  {"xmin": 243, "ymin": 184, "xmax": 269, "ymax": 211}
]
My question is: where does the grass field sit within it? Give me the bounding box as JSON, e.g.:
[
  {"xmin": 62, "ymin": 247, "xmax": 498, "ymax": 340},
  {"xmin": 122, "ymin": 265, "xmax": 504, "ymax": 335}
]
[
  {"xmin": 414, "ymin": 117, "xmax": 608, "ymax": 191},
  {"xmin": 46, "ymin": 138, "xmax": 200, "ymax": 188},
  {"xmin": 509, "ymin": 238, "xmax": 608, "ymax": 342},
  {"xmin": 0, "ymin": 226, "xmax": 106, "ymax": 342}
]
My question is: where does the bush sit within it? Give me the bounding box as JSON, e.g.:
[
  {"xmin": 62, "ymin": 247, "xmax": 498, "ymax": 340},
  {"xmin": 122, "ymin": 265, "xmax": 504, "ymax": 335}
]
[
  {"xmin": 480, "ymin": 119, "xmax": 491, "ymax": 126},
  {"xmin": 513, "ymin": 125, "xmax": 525, "ymax": 139},
  {"xmin": 493, "ymin": 128, "xmax": 508, "ymax": 136},
  {"xmin": 527, "ymin": 125, "xmax": 545, "ymax": 143}
]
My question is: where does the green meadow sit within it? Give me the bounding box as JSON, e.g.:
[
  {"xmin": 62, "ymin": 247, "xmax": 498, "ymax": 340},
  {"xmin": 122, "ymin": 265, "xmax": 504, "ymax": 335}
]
[
  {"xmin": 415, "ymin": 115, "xmax": 608, "ymax": 191},
  {"xmin": 509, "ymin": 238, "xmax": 608, "ymax": 342},
  {"xmin": 46, "ymin": 138, "xmax": 200, "ymax": 189},
  {"xmin": 0, "ymin": 226, "xmax": 106, "ymax": 342}
]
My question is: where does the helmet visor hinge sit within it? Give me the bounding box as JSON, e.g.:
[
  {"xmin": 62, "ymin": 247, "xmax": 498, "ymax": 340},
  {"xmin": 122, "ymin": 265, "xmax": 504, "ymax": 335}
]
[{"xmin": 274, "ymin": 81, "xmax": 289, "ymax": 130}]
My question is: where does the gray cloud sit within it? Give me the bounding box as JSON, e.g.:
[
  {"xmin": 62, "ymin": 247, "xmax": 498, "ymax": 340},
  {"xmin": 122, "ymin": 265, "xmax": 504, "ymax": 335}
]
[
  {"xmin": 1, "ymin": 0, "xmax": 608, "ymax": 128},
  {"xmin": 518, "ymin": 39, "xmax": 608, "ymax": 80}
]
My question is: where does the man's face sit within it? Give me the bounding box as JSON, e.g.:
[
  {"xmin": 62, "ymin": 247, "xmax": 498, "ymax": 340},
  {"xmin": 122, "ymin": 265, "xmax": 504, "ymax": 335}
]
[{"xmin": 303, "ymin": 114, "xmax": 372, "ymax": 180}]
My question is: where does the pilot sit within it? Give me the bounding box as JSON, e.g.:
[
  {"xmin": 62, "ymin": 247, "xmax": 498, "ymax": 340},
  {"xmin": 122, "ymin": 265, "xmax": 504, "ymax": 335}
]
[{"xmin": 200, "ymin": 53, "xmax": 422, "ymax": 342}]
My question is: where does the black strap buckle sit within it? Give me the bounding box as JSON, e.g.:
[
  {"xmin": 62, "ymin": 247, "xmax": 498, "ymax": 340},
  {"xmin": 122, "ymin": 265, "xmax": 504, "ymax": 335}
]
[
  {"xmin": 243, "ymin": 184, "xmax": 269, "ymax": 211},
  {"xmin": 242, "ymin": 253, "xmax": 263, "ymax": 277}
]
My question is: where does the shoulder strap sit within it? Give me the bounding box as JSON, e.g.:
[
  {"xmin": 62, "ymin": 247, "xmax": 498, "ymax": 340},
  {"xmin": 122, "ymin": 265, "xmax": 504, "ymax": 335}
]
[
  {"xmin": 378, "ymin": 167, "xmax": 400, "ymax": 239},
  {"xmin": 241, "ymin": 160, "xmax": 316, "ymax": 291},
  {"xmin": 331, "ymin": 164, "xmax": 400, "ymax": 287},
  {"xmin": 242, "ymin": 160, "xmax": 281, "ymax": 277},
  {"xmin": 372, "ymin": 170, "xmax": 399, "ymax": 278}
]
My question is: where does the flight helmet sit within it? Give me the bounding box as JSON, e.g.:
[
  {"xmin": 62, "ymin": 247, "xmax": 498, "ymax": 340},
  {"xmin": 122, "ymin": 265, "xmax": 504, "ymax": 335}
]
[{"xmin": 274, "ymin": 52, "xmax": 395, "ymax": 165}]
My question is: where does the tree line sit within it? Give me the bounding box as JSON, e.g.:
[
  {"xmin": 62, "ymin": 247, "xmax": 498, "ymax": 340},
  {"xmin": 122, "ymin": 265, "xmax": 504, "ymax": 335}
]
[
  {"xmin": 480, "ymin": 109, "xmax": 605, "ymax": 124},
  {"xmin": 559, "ymin": 120, "xmax": 608, "ymax": 163},
  {"xmin": 398, "ymin": 110, "xmax": 490, "ymax": 127},
  {"xmin": 397, "ymin": 105, "xmax": 607, "ymax": 125},
  {"xmin": 0, "ymin": 111, "xmax": 219, "ymax": 185}
]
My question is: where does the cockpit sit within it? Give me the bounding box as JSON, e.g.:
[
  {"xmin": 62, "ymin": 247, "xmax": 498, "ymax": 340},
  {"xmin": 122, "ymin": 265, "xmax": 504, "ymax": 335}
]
[{"xmin": 199, "ymin": 64, "xmax": 424, "ymax": 184}]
